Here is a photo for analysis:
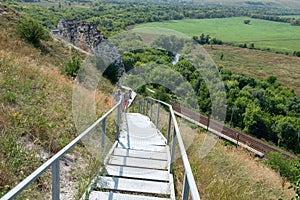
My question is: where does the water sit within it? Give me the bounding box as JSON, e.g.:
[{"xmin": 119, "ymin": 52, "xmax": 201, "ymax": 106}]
[{"xmin": 172, "ymin": 53, "xmax": 180, "ymax": 65}]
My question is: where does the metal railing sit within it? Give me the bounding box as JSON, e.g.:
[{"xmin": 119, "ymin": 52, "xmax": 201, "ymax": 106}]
[
  {"xmin": 132, "ymin": 97, "xmax": 201, "ymax": 200},
  {"xmin": 1, "ymin": 100, "xmax": 122, "ymax": 200}
]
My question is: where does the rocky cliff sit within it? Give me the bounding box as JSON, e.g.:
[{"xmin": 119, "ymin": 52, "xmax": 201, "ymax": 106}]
[{"xmin": 54, "ymin": 19, "xmax": 124, "ymax": 75}]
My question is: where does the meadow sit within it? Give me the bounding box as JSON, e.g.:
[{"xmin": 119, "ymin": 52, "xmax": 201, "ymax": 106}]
[
  {"xmin": 135, "ymin": 17, "xmax": 300, "ymax": 53},
  {"xmin": 205, "ymin": 45, "xmax": 300, "ymax": 95}
]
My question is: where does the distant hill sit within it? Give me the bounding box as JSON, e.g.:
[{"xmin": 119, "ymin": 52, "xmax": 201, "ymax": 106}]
[{"xmin": 185, "ymin": 0, "xmax": 300, "ymax": 8}]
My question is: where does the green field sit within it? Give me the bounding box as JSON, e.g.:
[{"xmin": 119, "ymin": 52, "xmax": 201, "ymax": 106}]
[{"xmin": 135, "ymin": 17, "xmax": 300, "ymax": 52}]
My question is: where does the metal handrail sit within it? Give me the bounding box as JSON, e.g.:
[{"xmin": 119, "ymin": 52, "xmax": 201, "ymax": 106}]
[
  {"xmin": 1, "ymin": 99, "xmax": 122, "ymax": 200},
  {"xmin": 143, "ymin": 97, "xmax": 201, "ymax": 200}
]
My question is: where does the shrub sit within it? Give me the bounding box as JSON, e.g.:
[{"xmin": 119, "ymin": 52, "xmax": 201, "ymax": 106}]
[
  {"xmin": 244, "ymin": 19, "xmax": 251, "ymax": 24},
  {"xmin": 64, "ymin": 56, "xmax": 81, "ymax": 78},
  {"xmin": 17, "ymin": 17, "xmax": 50, "ymax": 45},
  {"xmin": 266, "ymin": 152, "xmax": 300, "ymax": 182},
  {"xmin": 288, "ymin": 174, "xmax": 300, "ymax": 200},
  {"xmin": 293, "ymin": 51, "xmax": 300, "ymax": 57}
]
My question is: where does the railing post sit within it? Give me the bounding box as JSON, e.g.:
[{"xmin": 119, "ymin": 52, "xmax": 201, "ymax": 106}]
[
  {"xmin": 138, "ymin": 101, "xmax": 141, "ymax": 113},
  {"xmin": 169, "ymin": 127, "xmax": 176, "ymax": 174},
  {"xmin": 116, "ymin": 103, "xmax": 121, "ymax": 140},
  {"xmin": 182, "ymin": 172, "xmax": 190, "ymax": 200},
  {"xmin": 150, "ymin": 101, "xmax": 153, "ymax": 121},
  {"xmin": 52, "ymin": 160, "xmax": 60, "ymax": 200},
  {"xmin": 167, "ymin": 112, "xmax": 172, "ymax": 145},
  {"xmin": 156, "ymin": 102, "xmax": 160, "ymax": 129},
  {"xmin": 131, "ymin": 100, "xmax": 134, "ymax": 112},
  {"xmin": 145, "ymin": 99, "xmax": 149, "ymax": 116},
  {"xmin": 102, "ymin": 118, "xmax": 106, "ymax": 147}
]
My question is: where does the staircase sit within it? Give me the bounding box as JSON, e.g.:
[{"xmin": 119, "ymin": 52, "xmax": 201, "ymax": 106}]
[
  {"xmin": 88, "ymin": 113, "xmax": 175, "ymax": 200},
  {"xmin": 1, "ymin": 97, "xmax": 200, "ymax": 200}
]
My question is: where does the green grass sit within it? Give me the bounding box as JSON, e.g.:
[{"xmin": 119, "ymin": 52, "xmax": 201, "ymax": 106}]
[{"xmin": 135, "ymin": 17, "xmax": 300, "ymax": 53}]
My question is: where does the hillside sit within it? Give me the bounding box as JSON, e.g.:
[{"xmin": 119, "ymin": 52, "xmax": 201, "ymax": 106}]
[
  {"xmin": 0, "ymin": 3, "xmax": 114, "ymax": 199},
  {"xmin": 156, "ymin": 111, "xmax": 297, "ymax": 199},
  {"xmin": 187, "ymin": 0, "xmax": 300, "ymax": 8},
  {"xmin": 0, "ymin": 2, "xmax": 299, "ymax": 200}
]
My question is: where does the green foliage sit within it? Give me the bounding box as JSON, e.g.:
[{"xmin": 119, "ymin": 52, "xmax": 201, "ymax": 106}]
[
  {"xmin": 243, "ymin": 101, "xmax": 271, "ymax": 139},
  {"xmin": 272, "ymin": 116, "xmax": 300, "ymax": 152},
  {"xmin": 289, "ymin": 174, "xmax": 300, "ymax": 200},
  {"xmin": 17, "ymin": 17, "xmax": 50, "ymax": 45},
  {"xmin": 291, "ymin": 19, "xmax": 300, "ymax": 26},
  {"xmin": 239, "ymin": 43, "xmax": 248, "ymax": 48},
  {"xmin": 293, "ymin": 51, "xmax": 300, "ymax": 57},
  {"xmin": 193, "ymin": 33, "xmax": 223, "ymax": 45},
  {"xmin": 266, "ymin": 152, "xmax": 300, "ymax": 182},
  {"xmin": 103, "ymin": 64, "xmax": 119, "ymax": 84},
  {"xmin": 266, "ymin": 75, "xmax": 277, "ymax": 84},
  {"xmin": 244, "ymin": 19, "xmax": 251, "ymax": 24},
  {"xmin": 120, "ymin": 45, "xmax": 299, "ymax": 154},
  {"xmin": 154, "ymin": 86, "xmax": 170, "ymax": 103},
  {"xmin": 64, "ymin": 55, "xmax": 81, "ymax": 78},
  {"xmin": 3, "ymin": 91, "xmax": 17, "ymax": 104}
]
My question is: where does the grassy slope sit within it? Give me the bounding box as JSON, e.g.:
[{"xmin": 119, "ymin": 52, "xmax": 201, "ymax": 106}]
[
  {"xmin": 0, "ymin": 2, "xmax": 298, "ymax": 199},
  {"xmin": 0, "ymin": 3, "xmax": 114, "ymax": 198},
  {"xmin": 172, "ymin": 117, "xmax": 296, "ymax": 200},
  {"xmin": 136, "ymin": 17, "xmax": 300, "ymax": 53}
]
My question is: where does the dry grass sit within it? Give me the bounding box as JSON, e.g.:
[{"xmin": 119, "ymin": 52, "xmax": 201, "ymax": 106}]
[
  {"xmin": 146, "ymin": 103, "xmax": 296, "ymax": 199},
  {"xmin": 205, "ymin": 45, "xmax": 300, "ymax": 95},
  {"xmin": 0, "ymin": 3, "xmax": 115, "ymax": 198},
  {"xmin": 145, "ymin": 111, "xmax": 293, "ymax": 199},
  {"xmin": 173, "ymin": 122, "xmax": 296, "ymax": 199}
]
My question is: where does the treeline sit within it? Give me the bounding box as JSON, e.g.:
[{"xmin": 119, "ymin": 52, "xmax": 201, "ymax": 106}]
[
  {"xmin": 118, "ymin": 47, "xmax": 300, "ymax": 154},
  {"xmin": 251, "ymin": 14, "xmax": 300, "ymax": 26},
  {"xmin": 193, "ymin": 34, "xmax": 223, "ymax": 45},
  {"xmin": 12, "ymin": 0, "xmax": 300, "ymax": 36}
]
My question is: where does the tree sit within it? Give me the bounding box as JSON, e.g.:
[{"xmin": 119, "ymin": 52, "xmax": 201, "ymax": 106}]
[
  {"xmin": 293, "ymin": 51, "xmax": 300, "ymax": 57},
  {"xmin": 273, "ymin": 117, "xmax": 300, "ymax": 153},
  {"xmin": 199, "ymin": 33, "xmax": 206, "ymax": 45},
  {"xmin": 244, "ymin": 19, "xmax": 251, "ymax": 25},
  {"xmin": 64, "ymin": 56, "xmax": 81, "ymax": 78},
  {"xmin": 17, "ymin": 17, "xmax": 50, "ymax": 45},
  {"xmin": 154, "ymin": 86, "xmax": 170, "ymax": 102},
  {"xmin": 266, "ymin": 75, "xmax": 277, "ymax": 84},
  {"xmin": 103, "ymin": 64, "xmax": 119, "ymax": 84},
  {"xmin": 243, "ymin": 101, "xmax": 272, "ymax": 140}
]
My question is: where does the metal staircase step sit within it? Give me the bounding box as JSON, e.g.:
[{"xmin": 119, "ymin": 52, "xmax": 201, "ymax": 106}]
[{"xmin": 89, "ymin": 191, "xmax": 170, "ymax": 200}]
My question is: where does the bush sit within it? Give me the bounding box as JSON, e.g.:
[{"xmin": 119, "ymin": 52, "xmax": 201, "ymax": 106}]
[
  {"xmin": 266, "ymin": 152, "xmax": 300, "ymax": 182},
  {"xmin": 244, "ymin": 19, "xmax": 251, "ymax": 24},
  {"xmin": 289, "ymin": 174, "xmax": 300, "ymax": 200},
  {"xmin": 64, "ymin": 56, "xmax": 81, "ymax": 78},
  {"xmin": 293, "ymin": 51, "xmax": 300, "ymax": 57},
  {"xmin": 17, "ymin": 17, "xmax": 50, "ymax": 45}
]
